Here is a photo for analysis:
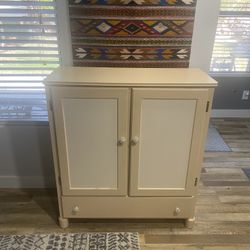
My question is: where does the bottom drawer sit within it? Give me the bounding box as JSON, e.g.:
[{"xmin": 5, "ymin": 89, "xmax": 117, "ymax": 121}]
[{"xmin": 61, "ymin": 196, "xmax": 195, "ymax": 219}]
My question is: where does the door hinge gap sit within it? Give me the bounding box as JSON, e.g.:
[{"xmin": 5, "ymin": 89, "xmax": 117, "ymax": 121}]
[
  {"xmin": 206, "ymin": 101, "xmax": 210, "ymax": 112},
  {"xmin": 49, "ymin": 99, "xmax": 53, "ymax": 111},
  {"xmin": 194, "ymin": 178, "xmax": 198, "ymax": 186},
  {"xmin": 58, "ymin": 177, "xmax": 62, "ymax": 187}
]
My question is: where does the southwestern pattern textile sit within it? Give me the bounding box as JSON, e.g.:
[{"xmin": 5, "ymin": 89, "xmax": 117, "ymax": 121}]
[
  {"xmin": 68, "ymin": 0, "xmax": 197, "ymax": 67},
  {"xmin": 0, "ymin": 233, "xmax": 140, "ymax": 250}
]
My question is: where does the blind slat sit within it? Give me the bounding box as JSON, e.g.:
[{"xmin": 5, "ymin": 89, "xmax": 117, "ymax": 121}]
[
  {"xmin": 0, "ymin": 24, "xmax": 56, "ymax": 29},
  {"xmin": 0, "ymin": 32, "xmax": 57, "ymax": 36},
  {"xmin": 220, "ymin": 0, "xmax": 250, "ymax": 11},
  {"xmin": 0, "ymin": 9, "xmax": 56, "ymax": 14},
  {"xmin": 0, "ymin": 67, "xmax": 58, "ymax": 70},
  {"xmin": 0, "ymin": 39, "xmax": 58, "ymax": 44},
  {"xmin": 0, "ymin": 83, "xmax": 44, "ymax": 88},
  {"xmin": 0, "ymin": 1, "xmax": 55, "ymax": 7},
  {"xmin": 0, "ymin": 47, "xmax": 58, "ymax": 51},
  {"xmin": 0, "ymin": 60, "xmax": 59, "ymax": 64},
  {"xmin": 0, "ymin": 16, "xmax": 55, "ymax": 22},
  {"xmin": 0, "ymin": 54, "xmax": 59, "ymax": 58},
  {"xmin": 0, "ymin": 74, "xmax": 51, "ymax": 76}
]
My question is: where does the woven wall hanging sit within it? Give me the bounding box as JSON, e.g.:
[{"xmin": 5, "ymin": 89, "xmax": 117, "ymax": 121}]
[{"xmin": 68, "ymin": 0, "xmax": 197, "ymax": 67}]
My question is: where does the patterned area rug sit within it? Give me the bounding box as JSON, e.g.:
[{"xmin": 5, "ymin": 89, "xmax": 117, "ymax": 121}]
[
  {"xmin": 205, "ymin": 125, "xmax": 231, "ymax": 152},
  {"xmin": 0, "ymin": 232, "xmax": 139, "ymax": 250}
]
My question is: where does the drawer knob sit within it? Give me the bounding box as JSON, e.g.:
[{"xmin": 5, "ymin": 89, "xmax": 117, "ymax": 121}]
[
  {"xmin": 118, "ymin": 137, "xmax": 126, "ymax": 145},
  {"xmin": 131, "ymin": 136, "xmax": 139, "ymax": 145},
  {"xmin": 174, "ymin": 207, "xmax": 181, "ymax": 215},
  {"xmin": 72, "ymin": 206, "xmax": 80, "ymax": 214}
]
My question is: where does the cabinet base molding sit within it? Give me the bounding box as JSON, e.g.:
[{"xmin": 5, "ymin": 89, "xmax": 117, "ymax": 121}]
[
  {"xmin": 58, "ymin": 217, "xmax": 69, "ymax": 229},
  {"xmin": 61, "ymin": 196, "xmax": 195, "ymax": 219},
  {"xmin": 185, "ymin": 217, "xmax": 195, "ymax": 229}
]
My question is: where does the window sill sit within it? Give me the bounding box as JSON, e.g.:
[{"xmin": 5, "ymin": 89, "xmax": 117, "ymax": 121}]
[
  {"xmin": 0, "ymin": 120, "xmax": 49, "ymax": 126},
  {"xmin": 209, "ymin": 72, "xmax": 250, "ymax": 78}
]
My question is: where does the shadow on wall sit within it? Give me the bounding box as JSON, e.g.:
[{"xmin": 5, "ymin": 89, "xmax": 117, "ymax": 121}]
[{"xmin": 0, "ymin": 122, "xmax": 55, "ymax": 188}]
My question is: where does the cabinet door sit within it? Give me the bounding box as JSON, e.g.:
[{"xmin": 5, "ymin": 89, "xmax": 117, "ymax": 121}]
[
  {"xmin": 130, "ymin": 88, "xmax": 208, "ymax": 196},
  {"xmin": 51, "ymin": 87, "xmax": 130, "ymax": 196}
]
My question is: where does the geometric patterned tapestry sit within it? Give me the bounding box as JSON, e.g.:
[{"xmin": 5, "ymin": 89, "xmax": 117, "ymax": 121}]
[{"xmin": 68, "ymin": 0, "xmax": 197, "ymax": 67}]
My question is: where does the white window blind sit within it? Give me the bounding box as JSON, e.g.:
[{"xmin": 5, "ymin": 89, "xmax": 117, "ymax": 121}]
[
  {"xmin": 0, "ymin": 0, "xmax": 60, "ymax": 88},
  {"xmin": 210, "ymin": 0, "xmax": 250, "ymax": 73}
]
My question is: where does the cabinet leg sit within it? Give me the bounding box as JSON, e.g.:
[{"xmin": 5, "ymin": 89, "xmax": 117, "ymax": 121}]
[
  {"xmin": 58, "ymin": 217, "xmax": 69, "ymax": 229},
  {"xmin": 185, "ymin": 217, "xmax": 195, "ymax": 229}
]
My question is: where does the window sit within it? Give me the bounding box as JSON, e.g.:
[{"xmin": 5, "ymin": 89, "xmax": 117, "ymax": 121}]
[
  {"xmin": 210, "ymin": 0, "xmax": 250, "ymax": 73},
  {"xmin": 0, "ymin": 0, "xmax": 60, "ymax": 121}
]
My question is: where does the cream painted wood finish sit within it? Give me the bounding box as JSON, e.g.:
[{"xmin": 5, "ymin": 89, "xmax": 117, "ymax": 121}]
[
  {"xmin": 45, "ymin": 67, "xmax": 217, "ymax": 87},
  {"xmin": 51, "ymin": 87, "xmax": 130, "ymax": 196},
  {"xmin": 61, "ymin": 196, "xmax": 195, "ymax": 219},
  {"xmin": 130, "ymin": 88, "xmax": 208, "ymax": 196},
  {"xmin": 62, "ymin": 98, "xmax": 118, "ymax": 189},
  {"xmin": 45, "ymin": 67, "xmax": 217, "ymax": 228}
]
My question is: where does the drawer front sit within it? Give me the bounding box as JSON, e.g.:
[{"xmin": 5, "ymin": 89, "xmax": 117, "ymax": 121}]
[{"xmin": 61, "ymin": 196, "xmax": 195, "ymax": 219}]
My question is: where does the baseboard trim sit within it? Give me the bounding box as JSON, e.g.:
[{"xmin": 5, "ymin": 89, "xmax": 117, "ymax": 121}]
[
  {"xmin": 211, "ymin": 109, "xmax": 250, "ymax": 118},
  {"xmin": 0, "ymin": 176, "xmax": 55, "ymax": 188}
]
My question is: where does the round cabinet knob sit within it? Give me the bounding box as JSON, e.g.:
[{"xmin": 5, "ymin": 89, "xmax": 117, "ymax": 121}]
[
  {"xmin": 118, "ymin": 137, "xmax": 126, "ymax": 145},
  {"xmin": 174, "ymin": 207, "xmax": 181, "ymax": 215},
  {"xmin": 131, "ymin": 136, "xmax": 139, "ymax": 145},
  {"xmin": 72, "ymin": 206, "xmax": 80, "ymax": 214}
]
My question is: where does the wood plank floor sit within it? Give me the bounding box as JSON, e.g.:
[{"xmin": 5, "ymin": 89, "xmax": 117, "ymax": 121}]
[{"xmin": 1, "ymin": 118, "xmax": 250, "ymax": 250}]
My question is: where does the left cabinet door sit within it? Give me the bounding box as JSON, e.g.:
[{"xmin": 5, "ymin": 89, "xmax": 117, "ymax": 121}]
[{"xmin": 51, "ymin": 87, "xmax": 130, "ymax": 196}]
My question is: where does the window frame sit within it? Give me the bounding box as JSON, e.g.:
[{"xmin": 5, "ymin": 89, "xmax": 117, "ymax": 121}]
[{"xmin": 209, "ymin": 1, "xmax": 250, "ymax": 76}]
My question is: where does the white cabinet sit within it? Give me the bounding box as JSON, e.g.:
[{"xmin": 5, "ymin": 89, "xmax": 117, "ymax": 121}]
[{"xmin": 45, "ymin": 67, "xmax": 217, "ymax": 229}]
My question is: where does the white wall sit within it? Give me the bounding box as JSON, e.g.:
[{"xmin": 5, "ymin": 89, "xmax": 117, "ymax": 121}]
[
  {"xmin": 190, "ymin": 0, "xmax": 221, "ymax": 72},
  {"xmin": 56, "ymin": 0, "xmax": 73, "ymax": 66}
]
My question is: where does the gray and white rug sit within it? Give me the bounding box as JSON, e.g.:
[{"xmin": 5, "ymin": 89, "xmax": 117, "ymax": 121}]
[
  {"xmin": 205, "ymin": 125, "xmax": 231, "ymax": 152},
  {"xmin": 0, "ymin": 232, "xmax": 140, "ymax": 250}
]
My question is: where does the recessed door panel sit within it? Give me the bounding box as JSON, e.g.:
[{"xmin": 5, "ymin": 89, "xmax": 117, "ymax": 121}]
[
  {"xmin": 62, "ymin": 98, "xmax": 118, "ymax": 189},
  {"xmin": 139, "ymin": 99, "xmax": 196, "ymax": 189},
  {"xmin": 130, "ymin": 88, "xmax": 208, "ymax": 196},
  {"xmin": 52, "ymin": 87, "xmax": 130, "ymax": 196}
]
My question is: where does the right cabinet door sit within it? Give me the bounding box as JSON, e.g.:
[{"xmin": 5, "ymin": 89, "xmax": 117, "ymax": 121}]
[{"xmin": 130, "ymin": 88, "xmax": 209, "ymax": 196}]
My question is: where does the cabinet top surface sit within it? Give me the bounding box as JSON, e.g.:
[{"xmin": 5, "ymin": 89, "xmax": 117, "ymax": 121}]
[{"xmin": 44, "ymin": 67, "xmax": 217, "ymax": 87}]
